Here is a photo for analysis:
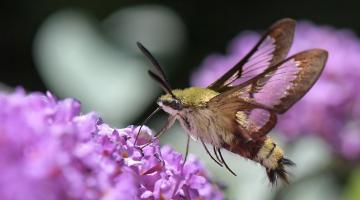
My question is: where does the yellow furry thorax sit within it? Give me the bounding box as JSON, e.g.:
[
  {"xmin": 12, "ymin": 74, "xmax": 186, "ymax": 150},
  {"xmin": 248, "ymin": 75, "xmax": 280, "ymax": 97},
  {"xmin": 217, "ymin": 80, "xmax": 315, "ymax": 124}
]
[{"xmin": 159, "ymin": 87, "xmax": 219, "ymax": 107}]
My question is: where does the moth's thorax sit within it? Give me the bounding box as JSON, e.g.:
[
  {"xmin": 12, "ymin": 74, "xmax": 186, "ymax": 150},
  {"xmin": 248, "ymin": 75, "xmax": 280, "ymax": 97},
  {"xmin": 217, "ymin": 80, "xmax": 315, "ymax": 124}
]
[
  {"xmin": 177, "ymin": 108, "xmax": 230, "ymax": 147},
  {"xmin": 157, "ymin": 87, "xmax": 219, "ymax": 115}
]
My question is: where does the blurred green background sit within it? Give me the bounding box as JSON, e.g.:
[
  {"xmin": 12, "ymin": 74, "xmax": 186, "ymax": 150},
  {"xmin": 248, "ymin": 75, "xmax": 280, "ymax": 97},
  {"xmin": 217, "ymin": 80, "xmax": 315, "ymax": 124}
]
[{"xmin": 1, "ymin": 1, "xmax": 360, "ymax": 199}]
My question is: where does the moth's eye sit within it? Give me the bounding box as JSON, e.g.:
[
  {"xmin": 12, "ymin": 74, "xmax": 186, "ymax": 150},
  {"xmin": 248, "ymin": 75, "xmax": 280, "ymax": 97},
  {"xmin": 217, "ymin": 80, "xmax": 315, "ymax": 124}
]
[{"xmin": 170, "ymin": 99, "xmax": 182, "ymax": 110}]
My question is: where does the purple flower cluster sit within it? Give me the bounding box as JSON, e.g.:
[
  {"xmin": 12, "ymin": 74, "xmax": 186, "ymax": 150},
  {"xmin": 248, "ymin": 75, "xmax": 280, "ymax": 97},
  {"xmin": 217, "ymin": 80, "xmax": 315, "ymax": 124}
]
[
  {"xmin": 191, "ymin": 21, "xmax": 360, "ymax": 160},
  {"xmin": 0, "ymin": 88, "xmax": 223, "ymax": 200}
]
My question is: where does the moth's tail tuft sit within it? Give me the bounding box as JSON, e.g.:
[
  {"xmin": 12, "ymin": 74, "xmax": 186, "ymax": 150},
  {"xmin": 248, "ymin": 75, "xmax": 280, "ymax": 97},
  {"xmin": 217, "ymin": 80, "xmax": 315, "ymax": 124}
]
[
  {"xmin": 280, "ymin": 158, "xmax": 296, "ymax": 166},
  {"xmin": 266, "ymin": 157, "xmax": 295, "ymax": 185}
]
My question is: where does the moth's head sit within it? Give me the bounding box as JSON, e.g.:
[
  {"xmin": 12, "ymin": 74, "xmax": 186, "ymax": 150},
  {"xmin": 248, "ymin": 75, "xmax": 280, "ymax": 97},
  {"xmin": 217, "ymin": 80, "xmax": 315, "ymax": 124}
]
[{"xmin": 157, "ymin": 91, "xmax": 183, "ymax": 115}]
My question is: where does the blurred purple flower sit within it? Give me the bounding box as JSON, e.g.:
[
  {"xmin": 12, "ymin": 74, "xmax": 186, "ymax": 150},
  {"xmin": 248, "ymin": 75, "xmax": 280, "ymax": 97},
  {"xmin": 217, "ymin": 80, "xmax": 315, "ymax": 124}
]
[
  {"xmin": 191, "ymin": 21, "xmax": 360, "ymax": 160},
  {"xmin": 0, "ymin": 88, "xmax": 223, "ymax": 200}
]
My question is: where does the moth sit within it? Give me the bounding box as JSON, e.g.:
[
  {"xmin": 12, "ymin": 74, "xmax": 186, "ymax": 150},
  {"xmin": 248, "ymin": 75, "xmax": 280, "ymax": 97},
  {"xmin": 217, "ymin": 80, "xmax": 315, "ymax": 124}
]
[{"xmin": 136, "ymin": 18, "xmax": 328, "ymax": 184}]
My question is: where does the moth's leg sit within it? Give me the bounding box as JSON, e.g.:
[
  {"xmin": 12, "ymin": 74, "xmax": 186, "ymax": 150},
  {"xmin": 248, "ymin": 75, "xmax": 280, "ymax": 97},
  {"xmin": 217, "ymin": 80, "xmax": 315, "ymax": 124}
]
[
  {"xmin": 134, "ymin": 107, "xmax": 161, "ymax": 145},
  {"xmin": 154, "ymin": 115, "xmax": 177, "ymax": 139},
  {"xmin": 140, "ymin": 116, "xmax": 176, "ymax": 150},
  {"xmin": 217, "ymin": 148, "xmax": 237, "ymax": 176},
  {"xmin": 182, "ymin": 134, "xmax": 191, "ymax": 166},
  {"xmin": 213, "ymin": 146, "xmax": 223, "ymax": 164},
  {"xmin": 200, "ymin": 139, "xmax": 223, "ymax": 167}
]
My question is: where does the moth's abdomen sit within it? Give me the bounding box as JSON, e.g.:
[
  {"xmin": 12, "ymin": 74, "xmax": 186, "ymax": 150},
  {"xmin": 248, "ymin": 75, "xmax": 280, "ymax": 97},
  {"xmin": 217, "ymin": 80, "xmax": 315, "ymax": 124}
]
[
  {"xmin": 256, "ymin": 137, "xmax": 283, "ymax": 169},
  {"xmin": 256, "ymin": 137, "xmax": 295, "ymax": 184}
]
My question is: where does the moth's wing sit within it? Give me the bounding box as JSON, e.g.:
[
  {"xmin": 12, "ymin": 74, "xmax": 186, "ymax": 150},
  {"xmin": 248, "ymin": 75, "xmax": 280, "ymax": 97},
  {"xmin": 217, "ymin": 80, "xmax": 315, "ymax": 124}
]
[
  {"xmin": 207, "ymin": 96, "xmax": 277, "ymax": 140},
  {"xmin": 236, "ymin": 108, "xmax": 277, "ymax": 139},
  {"xmin": 207, "ymin": 49, "xmax": 328, "ymax": 139},
  {"xmin": 214, "ymin": 49, "xmax": 328, "ymax": 114},
  {"xmin": 208, "ymin": 18, "xmax": 295, "ymax": 92}
]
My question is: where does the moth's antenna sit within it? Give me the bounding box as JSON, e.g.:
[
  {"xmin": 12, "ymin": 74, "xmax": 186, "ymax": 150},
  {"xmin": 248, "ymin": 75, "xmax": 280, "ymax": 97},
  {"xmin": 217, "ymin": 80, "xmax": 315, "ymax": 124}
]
[
  {"xmin": 148, "ymin": 70, "xmax": 175, "ymax": 98},
  {"xmin": 134, "ymin": 106, "xmax": 162, "ymax": 145},
  {"xmin": 137, "ymin": 42, "xmax": 167, "ymax": 82},
  {"xmin": 137, "ymin": 42, "xmax": 176, "ymax": 98}
]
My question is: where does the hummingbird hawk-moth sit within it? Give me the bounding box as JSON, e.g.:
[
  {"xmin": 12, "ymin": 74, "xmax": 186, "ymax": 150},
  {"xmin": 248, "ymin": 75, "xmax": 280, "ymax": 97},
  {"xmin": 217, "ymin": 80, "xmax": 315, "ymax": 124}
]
[{"xmin": 136, "ymin": 18, "xmax": 328, "ymax": 184}]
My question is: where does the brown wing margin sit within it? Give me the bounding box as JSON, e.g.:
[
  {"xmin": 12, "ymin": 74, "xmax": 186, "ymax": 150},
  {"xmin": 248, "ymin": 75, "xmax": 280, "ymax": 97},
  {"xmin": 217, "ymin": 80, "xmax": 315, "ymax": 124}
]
[
  {"xmin": 208, "ymin": 18, "xmax": 295, "ymax": 92},
  {"xmin": 271, "ymin": 49, "xmax": 328, "ymax": 113}
]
